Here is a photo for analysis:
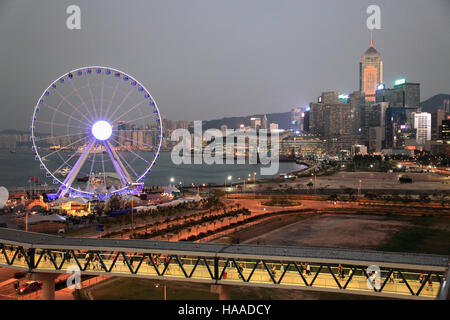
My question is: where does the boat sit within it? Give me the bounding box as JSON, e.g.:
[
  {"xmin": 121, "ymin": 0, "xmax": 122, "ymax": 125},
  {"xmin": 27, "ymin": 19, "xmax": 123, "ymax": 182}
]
[
  {"xmin": 76, "ymin": 144, "xmax": 106, "ymax": 154},
  {"xmin": 54, "ymin": 167, "xmax": 71, "ymax": 177}
]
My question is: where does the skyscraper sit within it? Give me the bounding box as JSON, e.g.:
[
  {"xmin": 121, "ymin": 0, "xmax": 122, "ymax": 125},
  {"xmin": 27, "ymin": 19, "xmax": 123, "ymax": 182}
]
[
  {"xmin": 360, "ymin": 39, "xmax": 383, "ymax": 102},
  {"xmin": 376, "ymin": 80, "xmax": 420, "ymax": 109},
  {"xmin": 250, "ymin": 117, "xmax": 261, "ymax": 130},
  {"xmin": 262, "ymin": 114, "xmax": 268, "ymax": 130},
  {"xmin": 413, "ymin": 112, "xmax": 431, "ymax": 145},
  {"xmin": 431, "ymin": 109, "xmax": 446, "ymax": 140}
]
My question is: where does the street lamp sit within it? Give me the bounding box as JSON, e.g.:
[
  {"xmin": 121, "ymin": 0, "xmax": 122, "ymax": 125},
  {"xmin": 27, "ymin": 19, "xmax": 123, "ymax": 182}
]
[
  {"xmin": 155, "ymin": 282, "xmax": 166, "ymax": 300},
  {"xmin": 311, "ymin": 173, "xmax": 316, "ymax": 194},
  {"xmin": 225, "ymin": 175, "xmax": 232, "ymax": 187},
  {"xmin": 170, "ymin": 177, "xmax": 174, "ymax": 183}
]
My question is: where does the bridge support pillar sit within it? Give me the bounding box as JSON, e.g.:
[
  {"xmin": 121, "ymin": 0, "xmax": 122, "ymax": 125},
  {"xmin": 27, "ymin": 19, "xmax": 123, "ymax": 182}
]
[
  {"xmin": 32, "ymin": 273, "xmax": 58, "ymax": 300},
  {"xmin": 211, "ymin": 284, "xmax": 231, "ymax": 300}
]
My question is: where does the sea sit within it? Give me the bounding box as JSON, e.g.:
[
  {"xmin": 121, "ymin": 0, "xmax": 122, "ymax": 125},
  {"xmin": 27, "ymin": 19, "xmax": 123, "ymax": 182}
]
[{"xmin": 0, "ymin": 150, "xmax": 306, "ymax": 191}]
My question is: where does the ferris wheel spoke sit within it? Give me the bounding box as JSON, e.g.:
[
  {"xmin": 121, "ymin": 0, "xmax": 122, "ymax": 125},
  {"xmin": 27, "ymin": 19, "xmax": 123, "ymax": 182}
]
[
  {"xmin": 43, "ymin": 102, "xmax": 91, "ymax": 128},
  {"xmin": 122, "ymin": 113, "xmax": 161, "ymax": 126},
  {"xmin": 34, "ymin": 119, "xmax": 90, "ymax": 131},
  {"xmin": 51, "ymin": 148, "xmax": 81, "ymax": 176},
  {"xmin": 106, "ymin": 86, "xmax": 135, "ymax": 121},
  {"xmin": 52, "ymin": 88, "xmax": 94, "ymax": 125},
  {"xmin": 100, "ymin": 149, "xmax": 107, "ymax": 186},
  {"xmin": 103, "ymin": 80, "xmax": 120, "ymax": 121},
  {"xmin": 110, "ymin": 132, "xmax": 155, "ymax": 150},
  {"xmin": 70, "ymin": 79, "xmax": 95, "ymax": 123},
  {"xmin": 108, "ymin": 136, "xmax": 150, "ymax": 165},
  {"xmin": 112, "ymin": 128, "xmax": 159, "ymax": 132},
  {"xmin": 99, "ymin": 75, "xmax": 105, "ymax": 120},
  {"xmin": 87, "ymin": 141, "xmax": 98, "ymax": 182},
  {"xmin": 110, "ymin": 98, "xmax": 147, "ymax": 124},
  {"xmin": 41, "ymin": 135, "xmax": 90, "ymax": 160},
  {"xmin": 85, "ymin": 74, "xmax": 99, "ymax": 120},
  {"xmin": 115, "ymin": 148, "xmax": 139, "ymax": 178}
]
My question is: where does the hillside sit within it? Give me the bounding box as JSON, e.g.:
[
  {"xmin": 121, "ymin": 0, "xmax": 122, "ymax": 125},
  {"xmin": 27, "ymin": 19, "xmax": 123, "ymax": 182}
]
[{"xmin": 421, "ymin": 94, "xmax": 450, "ymax": 112}]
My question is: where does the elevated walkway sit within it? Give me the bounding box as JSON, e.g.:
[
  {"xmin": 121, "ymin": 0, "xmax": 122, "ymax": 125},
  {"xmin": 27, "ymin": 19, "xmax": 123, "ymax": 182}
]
[{"xmin": 0, "ymin": 228, "xmax": 448, "ymax": 300}]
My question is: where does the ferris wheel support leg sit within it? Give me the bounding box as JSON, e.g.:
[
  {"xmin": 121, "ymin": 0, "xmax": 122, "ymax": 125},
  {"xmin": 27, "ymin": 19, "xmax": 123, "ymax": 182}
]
[
  {"xmin": 56, "ymin": 139, "xmax": 96, "ymax": 198},
  {"xmin": 103, "ymin": 140, "xmax": 133, "ymax": 186}
]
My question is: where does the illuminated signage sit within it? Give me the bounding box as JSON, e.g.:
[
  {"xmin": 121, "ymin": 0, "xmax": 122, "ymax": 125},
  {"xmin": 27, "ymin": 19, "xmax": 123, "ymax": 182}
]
[{"xmin": 394, "ymin": 78, "xmax": 406, "ymax": 86}]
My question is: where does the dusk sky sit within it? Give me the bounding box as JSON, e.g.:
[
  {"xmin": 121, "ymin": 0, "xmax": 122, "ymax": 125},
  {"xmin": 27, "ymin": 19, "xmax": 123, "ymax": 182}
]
[{"xmin": 0, "ymin": 0, "xmax": 449, "ymax": 130}]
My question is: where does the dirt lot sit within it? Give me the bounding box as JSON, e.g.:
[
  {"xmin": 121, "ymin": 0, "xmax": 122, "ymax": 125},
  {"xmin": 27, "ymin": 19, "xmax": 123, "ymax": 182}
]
[{"xmin": 242, "ymin": 214, "xmax": 412, "ymax": 250}]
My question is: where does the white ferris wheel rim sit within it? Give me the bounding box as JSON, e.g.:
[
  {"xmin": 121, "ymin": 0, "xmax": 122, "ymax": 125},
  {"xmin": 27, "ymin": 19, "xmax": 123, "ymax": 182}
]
[{"xmin": 30, "ymin": 66, "xmax": 163, "ymax": 196}]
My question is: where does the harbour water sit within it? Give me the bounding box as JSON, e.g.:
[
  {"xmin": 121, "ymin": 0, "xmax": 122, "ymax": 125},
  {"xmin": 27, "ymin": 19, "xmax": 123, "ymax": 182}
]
[{"xmin": 0, "ymin": 150, "xmax": 306, "ymax": 191}]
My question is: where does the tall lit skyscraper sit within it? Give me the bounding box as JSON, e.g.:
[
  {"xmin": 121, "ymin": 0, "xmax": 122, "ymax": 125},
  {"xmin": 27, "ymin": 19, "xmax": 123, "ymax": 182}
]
[
  {"xmin": 360, "ymin": 39, "xmax": 383, "ymax": 102},
  {"xmin": 250, "ymin": 117, "xmax": 261, "ymax": 130},
  {"xmin": 413, "ymin": 112, "xmax": 431, "ymax": 145},
  {"xmin": 262, "ymin": 114, "xmax": 268, "ymax": 130}
]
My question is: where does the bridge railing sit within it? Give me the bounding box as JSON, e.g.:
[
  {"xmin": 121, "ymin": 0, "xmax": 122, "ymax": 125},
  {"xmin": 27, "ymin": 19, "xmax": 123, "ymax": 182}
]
[{"xmin": 0, "ymin": 242, "xmax": 445, "ymax": 299}]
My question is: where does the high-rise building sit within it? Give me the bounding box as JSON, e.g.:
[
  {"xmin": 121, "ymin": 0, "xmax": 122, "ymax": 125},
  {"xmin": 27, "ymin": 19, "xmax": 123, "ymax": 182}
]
[
  {"xmin": 444, "ymin": 99, "xmax": 450, "ymax": 113},
  {"xmin": 376, "ymin": 79, "xmax": 420, "ymax": 109},
  {"xmin": 309, "ymin": 92, "xmax": 355, "ymax": 138},
  {"xmin": 349, "ymin": 91, "xmax": 365, "ymax": 134},
  {"xmin": 360, "ymin": 39, "xmax": 383, "ymax": 102},
  {"xmin": 321, "ymin": 91, "xmax": 341, "ymax": 104},
  {"xmin": 413, "ymin": 112, "xmax": 431, "ymax": 145},
  {"xmin": 269, "ymin": 123, "xmax": 279, "ymax": 131},
  {"xmin": 431, "ymin": 109, "xmax": 446, "ymax": 140},
  {"xmin": 440, "ymin": 119, "xmax": 450, "ymax": 142},
  {"xmin": 250, "ymin": 117, "xmax": 261, "ymax": 130},
  {"xmin": 368, "ymin": 127, "xmax": 383, "ymax": 153},
  {"xmin": 366, "ymin": 102, "xmax": 389, "ymax": 151},
  {"xmin": 262, "ymin": 114, "xmax": 268, "ymax": 130},
  {"xmin": 118, "ymin": 120, "xmax": 127, "ymax": 146},
  {"xmin": 291, "ymin": 108, "xmax": 308, "ymax": 132},
  {"xmin": 220, "ymin": 124, "xmax": 228, "ymax": 136}
]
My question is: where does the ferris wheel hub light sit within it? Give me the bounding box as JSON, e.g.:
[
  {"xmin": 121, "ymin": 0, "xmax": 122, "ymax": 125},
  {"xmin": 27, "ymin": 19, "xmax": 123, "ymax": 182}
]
[{"xmin": 92, "ymin": 120, "xmax": 112, "ymax": 140}]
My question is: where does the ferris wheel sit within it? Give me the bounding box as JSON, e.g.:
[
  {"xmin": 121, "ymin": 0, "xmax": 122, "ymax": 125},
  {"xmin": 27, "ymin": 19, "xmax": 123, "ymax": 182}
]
[{"xmin": 30, "ymin": 66, "xmax": 163, "ymax": 199}]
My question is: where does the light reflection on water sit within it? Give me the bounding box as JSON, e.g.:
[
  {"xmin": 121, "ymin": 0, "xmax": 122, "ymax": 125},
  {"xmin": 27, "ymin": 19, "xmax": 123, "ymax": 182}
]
[{"xmin": 0, "ymin": 150, "xmax": 306, "ymax": 190}]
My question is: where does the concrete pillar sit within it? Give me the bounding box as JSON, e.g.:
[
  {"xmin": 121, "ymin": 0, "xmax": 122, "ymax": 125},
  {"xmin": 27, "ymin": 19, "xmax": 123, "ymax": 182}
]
[
  {"xmin": 32, "ymin": 273, "xmax": 58, "ymax": 300},
  {"xmin": 211, "ymin": 284, "xmax": 231, "ymax": 300}
]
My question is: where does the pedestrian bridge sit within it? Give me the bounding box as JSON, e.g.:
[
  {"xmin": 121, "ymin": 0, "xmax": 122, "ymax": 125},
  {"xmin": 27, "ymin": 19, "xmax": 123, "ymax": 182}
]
[{"xmin": 0, "ymin": 228, "xmax": 448, "ymax": 300}]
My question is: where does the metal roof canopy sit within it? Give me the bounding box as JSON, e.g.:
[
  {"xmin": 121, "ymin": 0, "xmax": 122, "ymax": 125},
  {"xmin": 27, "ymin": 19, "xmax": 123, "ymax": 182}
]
[{"xmin": 0, "ymin": 228, "xmax": 448, "ymax": 271}]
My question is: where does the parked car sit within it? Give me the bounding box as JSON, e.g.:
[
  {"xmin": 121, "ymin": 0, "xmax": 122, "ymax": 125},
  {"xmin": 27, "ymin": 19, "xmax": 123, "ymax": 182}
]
[{"xmin": 16, "ymin": 281, "xmax": 42, "ymax": 295}]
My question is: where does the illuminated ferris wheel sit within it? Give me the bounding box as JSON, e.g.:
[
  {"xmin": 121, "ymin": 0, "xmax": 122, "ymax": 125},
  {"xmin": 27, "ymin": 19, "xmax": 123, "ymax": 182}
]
[{"xmin": 30, "ymin": 66, "xmax": 163, "ymax": 199}]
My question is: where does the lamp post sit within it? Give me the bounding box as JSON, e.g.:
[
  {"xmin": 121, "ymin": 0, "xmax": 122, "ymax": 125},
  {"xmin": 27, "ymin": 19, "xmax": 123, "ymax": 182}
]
[
  {"xmin": 311, "ymin": 173, "xmax": 316, "ymax": 194},
  {"xmin": 225, "ymin": 175, "xmax": 232, "ymax": 188},
  {"xmin": 358, "ymin": 179, "xmax": 362, "ymax": 196},
  {"xmin": 156, "ymin": 282, "xmax": 167, "ymax": 300},
  {"xmin": 131, "ymin": 197, "xmax": 134, "ymax": 232}
]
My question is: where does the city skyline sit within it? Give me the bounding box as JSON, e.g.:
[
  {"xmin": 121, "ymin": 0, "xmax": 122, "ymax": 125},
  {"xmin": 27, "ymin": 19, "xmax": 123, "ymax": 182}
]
[{"xmin": 0, "ymin": 0, "xmax": 449, "ymax": 131}]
